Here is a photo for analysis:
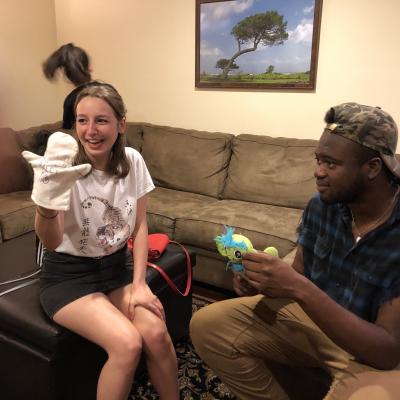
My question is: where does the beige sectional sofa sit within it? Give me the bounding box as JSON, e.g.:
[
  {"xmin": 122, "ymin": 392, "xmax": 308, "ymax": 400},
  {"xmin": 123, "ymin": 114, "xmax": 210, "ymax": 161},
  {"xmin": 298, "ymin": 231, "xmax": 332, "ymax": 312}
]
[{"xmin": 0, "ymin": 121, "xmax": 319, "ymax": 290}]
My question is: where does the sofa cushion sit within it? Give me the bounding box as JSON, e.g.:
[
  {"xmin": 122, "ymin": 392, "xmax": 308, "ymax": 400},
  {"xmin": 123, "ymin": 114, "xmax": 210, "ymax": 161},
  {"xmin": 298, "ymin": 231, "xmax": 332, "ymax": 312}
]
[
  {"xmin": 0, "ymin": 128, "xmax": 32, "ymax": 194},
  {"xmin": 125, "ymin": 123, "xmax": 143, "ymax": 152},
  {"xmin": 141, "ymin": 123, "xmax": 233, "ymax": 198},
  {"xmin": 223, "ymin": 134, "xmax": 318, "ymax": 209},
  {"xmin": 147, "ymin": 187, "xmax": 218, "ymax": 236},
  {"xmin": 174, "ymin": 198, "xmax": 303, "ymax": 258},
  {"xmin": 0, "ymin": 192, "xmax": 36, "ymax": 240}
]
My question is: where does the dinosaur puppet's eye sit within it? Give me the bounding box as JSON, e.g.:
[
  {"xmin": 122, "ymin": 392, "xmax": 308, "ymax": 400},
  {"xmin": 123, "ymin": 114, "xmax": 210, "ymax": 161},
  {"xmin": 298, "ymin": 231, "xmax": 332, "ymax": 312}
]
[{"xmin": 234, "ymin": 250, "xmax": 242, "ymax": 258}]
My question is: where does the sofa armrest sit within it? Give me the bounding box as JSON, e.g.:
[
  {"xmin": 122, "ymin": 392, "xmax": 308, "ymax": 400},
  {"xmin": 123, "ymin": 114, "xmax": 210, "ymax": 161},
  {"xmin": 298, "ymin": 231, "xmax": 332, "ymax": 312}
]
[{"xmin": 0, "ymin": 128, "xmax": 32, "ymax": 194}]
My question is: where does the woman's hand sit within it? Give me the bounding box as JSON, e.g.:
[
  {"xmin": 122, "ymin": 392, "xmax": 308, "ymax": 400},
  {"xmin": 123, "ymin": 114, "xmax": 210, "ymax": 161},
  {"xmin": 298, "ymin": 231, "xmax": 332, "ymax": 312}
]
[
  {"xmin": 22, "ymin": 131, "xmax": 91, "ymax": 210},
  {"xmin": 128, "ymin": 283, "xmax": 165, "ymax": 321}
]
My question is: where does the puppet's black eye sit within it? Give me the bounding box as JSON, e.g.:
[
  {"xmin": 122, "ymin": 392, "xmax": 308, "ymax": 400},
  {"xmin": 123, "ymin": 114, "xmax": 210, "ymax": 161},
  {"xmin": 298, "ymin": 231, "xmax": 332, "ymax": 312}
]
[{"xmin": 235, "ymin": 250, "xmax": 242, "ymax": 258}]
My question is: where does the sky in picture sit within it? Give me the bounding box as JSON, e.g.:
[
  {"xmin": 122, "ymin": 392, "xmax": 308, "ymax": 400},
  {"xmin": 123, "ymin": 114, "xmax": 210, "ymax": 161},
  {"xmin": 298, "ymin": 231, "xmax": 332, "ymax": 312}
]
[{"xmin": 200, "ymin": 0, "xmax": 316, "ymax": 74}]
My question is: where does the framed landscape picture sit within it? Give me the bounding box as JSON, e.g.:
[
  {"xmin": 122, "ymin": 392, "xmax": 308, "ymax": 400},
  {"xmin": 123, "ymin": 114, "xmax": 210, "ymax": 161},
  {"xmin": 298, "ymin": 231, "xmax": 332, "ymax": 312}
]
[{"xmin": 195, "ymin": 0, "xmax": 323, "ymax": 90}]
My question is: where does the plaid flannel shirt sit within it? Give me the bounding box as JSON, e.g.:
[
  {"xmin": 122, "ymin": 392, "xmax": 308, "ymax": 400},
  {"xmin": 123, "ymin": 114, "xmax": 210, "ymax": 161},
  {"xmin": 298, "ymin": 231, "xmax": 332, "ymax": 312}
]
[{"xmin": 298, "ymin": 193, "xmax": 400, "ymax": 322}]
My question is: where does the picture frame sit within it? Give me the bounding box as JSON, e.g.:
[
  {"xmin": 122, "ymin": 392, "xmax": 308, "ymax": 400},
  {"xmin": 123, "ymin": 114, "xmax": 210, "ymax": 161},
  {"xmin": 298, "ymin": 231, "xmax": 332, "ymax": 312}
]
[{"xmin": 195, "ymin": 0, "xmax": 323, "ymax": 90}]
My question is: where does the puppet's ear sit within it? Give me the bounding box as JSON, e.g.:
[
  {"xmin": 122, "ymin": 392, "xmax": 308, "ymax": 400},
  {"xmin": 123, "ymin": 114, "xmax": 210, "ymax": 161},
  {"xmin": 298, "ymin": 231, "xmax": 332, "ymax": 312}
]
[{"xmin": 263, "ymin": 247, "xmax": 279, "ymax": 257}]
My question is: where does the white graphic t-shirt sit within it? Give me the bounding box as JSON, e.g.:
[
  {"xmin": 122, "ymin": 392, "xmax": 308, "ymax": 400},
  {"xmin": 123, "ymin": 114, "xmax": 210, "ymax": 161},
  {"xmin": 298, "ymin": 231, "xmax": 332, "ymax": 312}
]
[{"xmin": 55, "ymin": 147, "xmax": 154, "ymax": 257}]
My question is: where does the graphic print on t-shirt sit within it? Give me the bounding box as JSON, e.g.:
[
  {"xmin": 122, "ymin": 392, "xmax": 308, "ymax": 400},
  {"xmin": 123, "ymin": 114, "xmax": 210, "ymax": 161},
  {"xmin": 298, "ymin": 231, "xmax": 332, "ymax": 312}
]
[{"xmin": 79, "ymin": 195, "xmax": 131, "ymax": 255}]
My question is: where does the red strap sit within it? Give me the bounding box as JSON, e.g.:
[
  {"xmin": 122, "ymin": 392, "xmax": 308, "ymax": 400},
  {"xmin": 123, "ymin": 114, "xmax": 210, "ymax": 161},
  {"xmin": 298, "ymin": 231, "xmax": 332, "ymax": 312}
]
[{"xmin": 146, "ymin": 240, "xmax": 192, "ymax": 297}]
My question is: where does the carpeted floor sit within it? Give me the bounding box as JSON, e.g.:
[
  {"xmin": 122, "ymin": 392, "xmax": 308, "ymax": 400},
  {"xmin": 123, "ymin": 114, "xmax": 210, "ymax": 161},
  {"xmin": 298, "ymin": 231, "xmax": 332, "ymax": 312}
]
[{"xmin": 129, "ymin": 295, "xmax": 235, "ymax": 399}]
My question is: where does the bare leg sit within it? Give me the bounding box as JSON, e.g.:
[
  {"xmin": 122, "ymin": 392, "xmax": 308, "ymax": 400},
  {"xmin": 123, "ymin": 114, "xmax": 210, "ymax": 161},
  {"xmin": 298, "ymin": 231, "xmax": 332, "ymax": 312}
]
[
  {"xmin": 53, "ymin": 292, "xmax": 143, "ymax": 400},
  {"xmin": 135, "ymin": 306, "xmax": 179, "ymax": 400},
  {"xmin": 109, "ymin": 284, "xmax": 179, "ymax": 400}
]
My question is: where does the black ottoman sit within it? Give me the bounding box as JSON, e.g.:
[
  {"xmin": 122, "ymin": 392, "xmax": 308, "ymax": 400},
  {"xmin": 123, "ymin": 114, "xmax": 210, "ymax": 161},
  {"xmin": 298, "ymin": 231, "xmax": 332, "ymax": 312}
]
[{"xmin": 0, "ymin": 245, "xmax": 195, "ymax": 400}]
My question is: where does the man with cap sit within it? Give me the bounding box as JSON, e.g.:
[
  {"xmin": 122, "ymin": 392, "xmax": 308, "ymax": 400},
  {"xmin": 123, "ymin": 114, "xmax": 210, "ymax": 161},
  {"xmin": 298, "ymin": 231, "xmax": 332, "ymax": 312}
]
[{"xmin": 190, "ymin": 102, "xmax": 400, "ymax": 399}]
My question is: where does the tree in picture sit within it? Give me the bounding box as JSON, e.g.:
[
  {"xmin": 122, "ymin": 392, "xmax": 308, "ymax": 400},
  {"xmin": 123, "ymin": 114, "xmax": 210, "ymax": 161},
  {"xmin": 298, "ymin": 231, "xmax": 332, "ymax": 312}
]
[
  {"xmin": 216, "ymin": 10, "xmax": 288, "ymax": 79},
  {"xmin": 215, "ymin": 58, "xmax": 240, "ymax": 74},
  {"xmin": 266, "ymin": 65, "xmax": 275, "ymax": 74}
]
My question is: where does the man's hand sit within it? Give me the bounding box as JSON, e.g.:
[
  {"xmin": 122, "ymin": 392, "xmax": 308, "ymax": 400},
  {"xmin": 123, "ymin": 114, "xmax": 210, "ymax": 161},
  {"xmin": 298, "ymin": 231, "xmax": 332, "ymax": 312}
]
[
  {"xmin": 232, "ymin": 272, "xmax": 258, "ymax": 296},
  {"xmin": 242, "ymin": 251, "xmax": 307, "ymax": 299}
]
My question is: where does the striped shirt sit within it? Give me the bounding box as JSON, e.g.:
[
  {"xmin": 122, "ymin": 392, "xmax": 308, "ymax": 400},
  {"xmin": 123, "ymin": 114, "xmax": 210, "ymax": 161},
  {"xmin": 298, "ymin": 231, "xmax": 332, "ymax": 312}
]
[{"xmin": 298, "ymin": 193, "xmax": 400, "ymax": 322}]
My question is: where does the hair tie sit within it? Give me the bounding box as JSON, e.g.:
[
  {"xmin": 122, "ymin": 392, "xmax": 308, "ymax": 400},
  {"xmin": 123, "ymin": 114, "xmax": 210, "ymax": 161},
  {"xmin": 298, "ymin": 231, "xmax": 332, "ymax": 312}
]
[{"xmin": 36, "ymin": 208, "xmax": 59, "ymax": 219}]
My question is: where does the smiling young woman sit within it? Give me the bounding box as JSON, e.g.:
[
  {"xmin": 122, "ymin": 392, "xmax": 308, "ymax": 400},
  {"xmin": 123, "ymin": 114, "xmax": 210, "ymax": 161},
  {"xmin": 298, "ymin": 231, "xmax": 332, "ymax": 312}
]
[{"xmin": 23, "ymin": 82, "xmax": 180, "ymax": 400}]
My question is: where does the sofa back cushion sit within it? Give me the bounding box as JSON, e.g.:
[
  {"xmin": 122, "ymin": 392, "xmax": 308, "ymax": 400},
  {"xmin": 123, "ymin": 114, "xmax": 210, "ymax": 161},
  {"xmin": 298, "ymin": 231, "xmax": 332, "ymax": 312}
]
[
  {"xmin": 223, "ymin": 134, "xmax": 318, "ymax": 209},
  {"xmin": 0, "ymin": 128, "xmax": 32, "ymax": 194},
  {"xmin": 141, "ymin": 123, "xmax": 233, "ymax": 198},
  {"xmin": 125, "ymin": 122, "xmax": 143, "ymax": 152}
]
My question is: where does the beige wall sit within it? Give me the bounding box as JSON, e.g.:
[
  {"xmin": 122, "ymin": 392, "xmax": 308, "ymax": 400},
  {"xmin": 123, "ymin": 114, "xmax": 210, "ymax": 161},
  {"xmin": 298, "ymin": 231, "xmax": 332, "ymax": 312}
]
[
  {"xmin": 2, "ymin": 0, "xmax": 400, "ymax": 146},
  {"xmin": 0, "ymin": 0, "xmax": 63, "ymax": 129},
  {"xmin": 54, "ymin": 0, "xmax": 400, "ymax": 147}
]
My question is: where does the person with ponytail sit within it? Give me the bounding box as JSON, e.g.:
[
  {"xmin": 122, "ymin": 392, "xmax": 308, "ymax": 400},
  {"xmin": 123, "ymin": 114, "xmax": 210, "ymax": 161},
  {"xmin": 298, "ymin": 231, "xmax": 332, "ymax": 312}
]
[
  {"xmin": 43, "ymin": 43, "xmax": 92, "ymax": 129},
  {"xmin": 23, "ymin": 82, "xmax": 179, "ymax": 399}
]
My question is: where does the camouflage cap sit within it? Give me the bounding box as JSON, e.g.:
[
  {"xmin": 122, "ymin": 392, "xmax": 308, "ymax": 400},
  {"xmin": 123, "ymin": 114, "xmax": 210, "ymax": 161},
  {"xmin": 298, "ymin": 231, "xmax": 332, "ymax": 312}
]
[{"xmin": 325, "ymin": 102, "xmax": 400, "ymax": 179}]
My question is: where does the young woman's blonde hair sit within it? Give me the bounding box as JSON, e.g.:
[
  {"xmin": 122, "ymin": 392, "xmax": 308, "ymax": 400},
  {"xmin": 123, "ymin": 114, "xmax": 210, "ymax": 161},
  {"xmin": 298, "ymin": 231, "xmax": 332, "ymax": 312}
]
[{"xmin": 73, "ymin": 81, "xmax": 130, "ymax": 179}]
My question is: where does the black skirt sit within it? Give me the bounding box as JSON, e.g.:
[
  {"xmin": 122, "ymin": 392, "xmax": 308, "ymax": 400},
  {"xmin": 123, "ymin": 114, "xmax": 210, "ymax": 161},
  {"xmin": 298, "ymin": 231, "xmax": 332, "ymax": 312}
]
[{"xmin": 40, "ymin": 245, "xmax": 133, "ymax": 318}]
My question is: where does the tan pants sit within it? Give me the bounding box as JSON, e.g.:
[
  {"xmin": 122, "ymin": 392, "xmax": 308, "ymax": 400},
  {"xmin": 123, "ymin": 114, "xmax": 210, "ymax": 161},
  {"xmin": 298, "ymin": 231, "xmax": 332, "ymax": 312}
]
[{"xmin": 190, "ymin": 295, "xmax": 400, "ymax": 400}]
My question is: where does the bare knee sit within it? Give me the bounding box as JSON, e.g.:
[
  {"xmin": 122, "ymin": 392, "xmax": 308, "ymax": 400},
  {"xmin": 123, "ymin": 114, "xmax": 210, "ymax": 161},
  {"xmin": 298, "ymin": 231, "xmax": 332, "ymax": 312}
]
[
  {"xmin": 141, "ymin": 320, "xmax": 172, "ymax": 354},
  {"xmin": 107, "ymin": 327, "xmax": 143, "ymax": 369}
]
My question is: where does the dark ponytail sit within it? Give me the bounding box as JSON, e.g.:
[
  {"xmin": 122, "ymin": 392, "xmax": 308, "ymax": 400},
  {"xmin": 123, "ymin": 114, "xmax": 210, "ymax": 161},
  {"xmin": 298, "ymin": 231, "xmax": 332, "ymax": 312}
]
[{"xmin": 43, "ymin": 43, "xmax": 91, "ymax": 86}]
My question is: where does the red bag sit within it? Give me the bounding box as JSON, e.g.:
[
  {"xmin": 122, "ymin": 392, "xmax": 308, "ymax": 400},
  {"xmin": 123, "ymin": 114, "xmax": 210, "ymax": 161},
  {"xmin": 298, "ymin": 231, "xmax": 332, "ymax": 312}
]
[
  {"xmin": 128, "ymin": 233, "xmax": 191, "ymax": 297},
  {"xmin": 148, "ymin": 233, "xmax": 170, "ymax": 260}
]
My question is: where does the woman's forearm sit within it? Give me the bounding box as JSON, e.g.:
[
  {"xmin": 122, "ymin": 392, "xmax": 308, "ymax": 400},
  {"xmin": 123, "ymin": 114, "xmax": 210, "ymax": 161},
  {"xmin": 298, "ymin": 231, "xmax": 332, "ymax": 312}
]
[
  {"xmin": 132, "ymin": 221, "xmax": 149, "ymax": 285},
  {"xmin": 132, "ymin": 195, "xmax": 150, "ymax": 286},
  {"xmin": 35, "ymin": 207, "xmax": 64, "ymax": 250}
]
